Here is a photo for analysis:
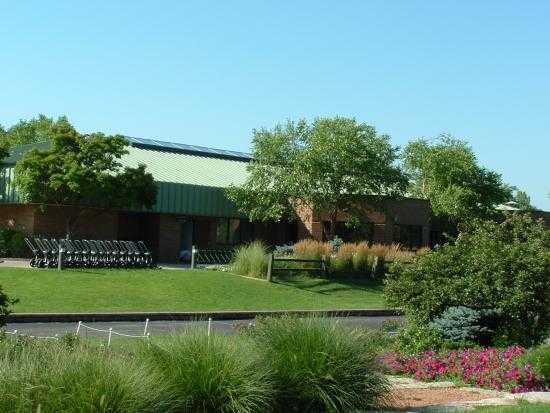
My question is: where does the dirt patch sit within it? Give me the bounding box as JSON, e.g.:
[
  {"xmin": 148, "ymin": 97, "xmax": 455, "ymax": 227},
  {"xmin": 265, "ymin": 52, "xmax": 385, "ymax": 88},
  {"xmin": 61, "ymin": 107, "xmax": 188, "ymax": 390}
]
[{"xmin": 387, "ymin": 387, "xmax": 503, "ymax": 409}]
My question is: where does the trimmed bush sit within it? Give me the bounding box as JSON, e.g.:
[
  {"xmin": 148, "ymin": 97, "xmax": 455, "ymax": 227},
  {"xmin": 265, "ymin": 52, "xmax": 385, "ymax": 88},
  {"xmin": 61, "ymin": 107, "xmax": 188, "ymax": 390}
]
[
  {"xmin": 231, "ymin": 241, "xmax": 269, "ymax": 278},
  {"xmin": 141, "ymin": 330, "xmax": 273, "ymax": 413},
  {"xmin": 252, "ymin": 316, "xmax": 389, "ymax": 412},
  {"xmin": 385, "ymin": 214, "xmax": 550, "ymax": 346}
]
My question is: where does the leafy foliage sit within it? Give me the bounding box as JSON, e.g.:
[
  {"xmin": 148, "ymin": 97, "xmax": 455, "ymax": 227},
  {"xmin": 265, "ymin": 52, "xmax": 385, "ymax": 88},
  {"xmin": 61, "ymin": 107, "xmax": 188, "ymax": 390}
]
[
  {"xmin": 251, "ymin": 316, "xmax": 389, "ymax": 412},
  {"xmin": 0, "ymin": 228, "xmax": 27, "ymax": 257},
  {"xmin": 385, "ymin": 213, "xmax": 550, "ymax": 346},
  {"xmin": 14, "ymin": 118, "xmax": 157, "ymax": 236},
  {"xmin": 0, "ymin": 284, "xmax": 16, "ymax": 328},
  {"xmin": 0, "ymin": 114, "xmax": 58, "ymax": 147},
  {"xmin": 395, "ymin": 323, "xmax": 445, "ymax": 355},
  {"xmin": 403, "ymin": 135, "xmax": 512, "ymax": 226},
  {"xmin": 517, "ymin": 345, "xmax": 550, "ymax": 385},
  {"xmin": 228, "ymin": 117, "xmax": 407, "ymax": 238}
]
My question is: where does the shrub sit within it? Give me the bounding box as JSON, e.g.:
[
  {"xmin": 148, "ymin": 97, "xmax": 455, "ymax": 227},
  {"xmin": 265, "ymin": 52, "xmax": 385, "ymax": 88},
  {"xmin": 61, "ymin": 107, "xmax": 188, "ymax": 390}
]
[
  {"xmin": 517, "ymin": 345, "xmax": 550, "ymax": 384},
  {"xmin": 293, "ymin": 239, "xmax": 331, "ymax": 260},
  {"xmin": 141, "ymin": 330, "xmax": 273, "ymax": 413},
  {"xmin": 431, "ymin": 306, "xmax": 500, "ymax": 346},
  {"xmin": 0, "ymin": 340, "xmax": 168, "ymax": 412},
  {"xmin": 385, "ymin": 214, "xmax": 550, "ymax": 346},
  {"xmin": 0, "ymin": 228, "xmax": 28, "ymax": 257},
  {"xmin": 395, "ymin": 323, "xmax": 446, "ymax": 355},
  {"xmin": 380, "ymin": 346, "xmax": 547, "ymax": 393},
  {"xmin": 0, "ymin": 284, "xmax": 16, "ymax": 328},
  {"xmin": 231, "ymin": 241, "xmax": 269, "ymax": 278},
  {"xmin": 252, "ymin": 316, "xmax": 389, "ymax": 412}
]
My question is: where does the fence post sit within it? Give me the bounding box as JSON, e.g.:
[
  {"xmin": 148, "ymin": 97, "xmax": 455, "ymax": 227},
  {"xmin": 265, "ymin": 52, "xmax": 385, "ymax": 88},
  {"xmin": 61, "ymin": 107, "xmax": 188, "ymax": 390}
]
[
  {"xmin": 76, "ymin": 321, "xmax": 82, "ymax": 336},
  {"xmin": 321, "ymin": 254, "xmax": 327, "ymax": 275},
  {"xmin": 143, "ymin": 318, "xmax": 150, "ymax": 336},
  {"xmin": 57, "ymin": 246, "xmax": 64, "ymax": 271},
  {"xmin": 207, "ymin": 317, "xmax": 212, "ymax": 337},
  {"xmin": 266, "ymin": 253, "xmax": 273, "ymax": 282},
  {"xmin": 190, "ymin": 245, "xmax": 196, "ymax": 269},
  {"xmin": 107, "ymin": 328, "xmax": 113, "ymax": 348}
]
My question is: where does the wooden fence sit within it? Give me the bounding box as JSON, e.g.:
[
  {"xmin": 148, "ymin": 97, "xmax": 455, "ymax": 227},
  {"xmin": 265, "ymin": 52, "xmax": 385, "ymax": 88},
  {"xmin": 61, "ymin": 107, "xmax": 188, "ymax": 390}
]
[{"xmin": 266, "ymin": 253, "xmax": 328, "ymax": 282}]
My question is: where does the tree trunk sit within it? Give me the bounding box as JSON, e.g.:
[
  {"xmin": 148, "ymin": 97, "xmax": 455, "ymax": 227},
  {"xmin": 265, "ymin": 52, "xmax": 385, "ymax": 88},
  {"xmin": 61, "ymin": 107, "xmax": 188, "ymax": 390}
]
[{"xmin": 326, "ymin": 209, "xmax": 338, "ymax": 241}]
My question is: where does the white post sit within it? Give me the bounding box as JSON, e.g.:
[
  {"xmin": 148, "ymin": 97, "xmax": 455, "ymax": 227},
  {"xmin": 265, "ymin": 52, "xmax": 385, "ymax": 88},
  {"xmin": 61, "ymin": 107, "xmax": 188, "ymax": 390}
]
[
  {"xmin": 191, "ymin": 245, "xmax": 196, "ymax": 269},
  {"xmin": 107, "ymin": 328, "xmax": 113, "ymax": 348},
  {"xmin": 143, "ymin": 318, "xmax": 150, "ymax": 336},
  {"xmin": 57, "ymin": 245, "xmax": 64, "ymax": 271},
  {"xmin": 76, "ymin": 321, "xmax": 82, "ymax": 336},
  {"xmin": 207, "ymin": 317, "xmax": 212, "ymax": 337},
  {"xmin": 13, "ymin": 329, "xmax": 17, "ymax": 336}
]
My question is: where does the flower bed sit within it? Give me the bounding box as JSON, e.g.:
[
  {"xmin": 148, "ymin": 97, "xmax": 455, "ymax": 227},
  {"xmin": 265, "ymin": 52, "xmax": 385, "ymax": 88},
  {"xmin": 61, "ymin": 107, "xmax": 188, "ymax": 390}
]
[{"xmin": 380, "ymin": 346, "xmax": 548, "ymax": 393}]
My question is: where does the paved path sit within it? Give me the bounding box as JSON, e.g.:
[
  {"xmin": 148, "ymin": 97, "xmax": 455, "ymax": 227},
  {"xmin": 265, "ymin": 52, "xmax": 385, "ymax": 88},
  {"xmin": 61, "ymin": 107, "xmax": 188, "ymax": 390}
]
[{"xmin": 6, "ymin": 315, "xmax": 403, "ymax": 338}]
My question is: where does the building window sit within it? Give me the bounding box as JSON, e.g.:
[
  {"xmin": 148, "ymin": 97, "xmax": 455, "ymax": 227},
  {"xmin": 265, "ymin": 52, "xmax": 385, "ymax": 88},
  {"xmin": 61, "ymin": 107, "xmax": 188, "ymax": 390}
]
[
  {"xmin": 216, "ymin": 218, "xmax": 245, "ymax": 245},
  {"xmin": 216, "ymin": 218, "xmax": 229, "ymax": 244}
]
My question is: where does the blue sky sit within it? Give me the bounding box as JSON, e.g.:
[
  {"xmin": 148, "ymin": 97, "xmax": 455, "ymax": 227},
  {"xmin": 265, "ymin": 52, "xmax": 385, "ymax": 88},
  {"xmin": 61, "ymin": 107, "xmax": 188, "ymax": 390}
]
[{"xmin": 1, "ymin": 1, "xmax": 549, "ymax": 209}]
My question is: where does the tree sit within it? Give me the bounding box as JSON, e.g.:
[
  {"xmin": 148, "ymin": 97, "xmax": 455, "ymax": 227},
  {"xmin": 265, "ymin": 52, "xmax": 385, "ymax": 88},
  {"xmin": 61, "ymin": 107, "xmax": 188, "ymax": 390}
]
[
  {"xmin": 228, "ymin": 117, "xmax": 408, "ymax": 239},
  {"xmin": 14, "ymin": 118, "xmax": 157, "ymax": 237},
  {"xmin": 403, "ymin": 135, "xmax": 512, "ymax": 231},
  {"xmin": 0, "ymin": 114, "xmax": 58, "ymax": 147},
  {"xmin": 514, "ymin": 190, "xmax": 533, "ymax": 210}
]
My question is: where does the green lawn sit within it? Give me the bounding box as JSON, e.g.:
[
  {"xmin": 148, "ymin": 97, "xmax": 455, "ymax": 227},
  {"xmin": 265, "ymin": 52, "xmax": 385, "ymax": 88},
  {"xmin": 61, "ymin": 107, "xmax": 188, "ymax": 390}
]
[
  {"xmin": 466, "ymin": 403, "xmax": 550, "ymax": 413},
  {"xmin": 0, "ymin": 268, "xmax": 385, "ymax": 313}
]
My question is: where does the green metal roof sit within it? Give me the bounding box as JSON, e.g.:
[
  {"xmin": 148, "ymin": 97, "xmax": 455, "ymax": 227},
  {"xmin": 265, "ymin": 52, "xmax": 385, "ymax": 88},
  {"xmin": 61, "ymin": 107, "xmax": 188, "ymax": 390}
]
[
  {"xmin": 0, "ymin": 138, "xmax": 251, "ymax": 217},
  {"xmin": 120, "ymin": 146, "xmax": 249, "ymax": 188}
]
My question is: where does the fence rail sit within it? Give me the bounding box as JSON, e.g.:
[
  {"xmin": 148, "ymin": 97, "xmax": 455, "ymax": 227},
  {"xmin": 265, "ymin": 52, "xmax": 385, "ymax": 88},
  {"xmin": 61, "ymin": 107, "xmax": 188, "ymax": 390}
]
[{"xmin": 267, "ymin": 253, "xmax": 328, "ymax": 281}]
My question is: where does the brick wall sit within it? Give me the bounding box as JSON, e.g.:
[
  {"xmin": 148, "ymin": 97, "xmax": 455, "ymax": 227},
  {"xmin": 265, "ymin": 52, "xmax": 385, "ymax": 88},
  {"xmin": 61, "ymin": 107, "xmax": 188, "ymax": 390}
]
[
  {"xmin": 0, "ymin": 204, "xmax": 36, "ymax": 233},
  {"xmin": 33, "ymin": 205, "xmax": 119, "ymax": 239},
  {"xmin": 294, "ymin": 197, "xmax": 432, "ymax": 245}
]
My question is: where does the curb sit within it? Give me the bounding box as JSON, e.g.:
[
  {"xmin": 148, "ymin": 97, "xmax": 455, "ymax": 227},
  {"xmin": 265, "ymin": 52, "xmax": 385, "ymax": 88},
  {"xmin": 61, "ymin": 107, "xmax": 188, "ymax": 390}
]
[{"xmin": 7, "ymin": 309, "xmax": 403, "ymax": 323}]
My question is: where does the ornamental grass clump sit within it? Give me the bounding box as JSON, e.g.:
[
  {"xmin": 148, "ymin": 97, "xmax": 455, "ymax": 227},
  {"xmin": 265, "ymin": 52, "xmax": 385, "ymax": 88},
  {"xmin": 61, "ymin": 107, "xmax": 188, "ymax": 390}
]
[
  {"xmin": 352, "ymin": 241, "xmax": 375, "ymax": 272},
  {"xmin": 293, "ymin": 239, "xmax": 331, "ymax": 260},
  {"xmin": 140, "ymin": 330, "xmax": 273, "ymax": 413},
  {"xmin": 231, "ymin": 241, "xmax": 269, "ymax": 278},
  {"xmin": 252, "ymin": 316, "xmax": 389, "ymax": 412},
  {"xmin": 0, "ymin": 338, "xmax": 169, "ymax": 413}
]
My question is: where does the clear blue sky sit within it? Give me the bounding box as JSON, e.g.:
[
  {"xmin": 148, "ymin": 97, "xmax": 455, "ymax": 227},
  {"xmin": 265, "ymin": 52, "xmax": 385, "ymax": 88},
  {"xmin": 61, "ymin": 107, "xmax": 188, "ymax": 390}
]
[{"xmin": 1, "ymin": 1, "xmax": 549, "ymax": 209}]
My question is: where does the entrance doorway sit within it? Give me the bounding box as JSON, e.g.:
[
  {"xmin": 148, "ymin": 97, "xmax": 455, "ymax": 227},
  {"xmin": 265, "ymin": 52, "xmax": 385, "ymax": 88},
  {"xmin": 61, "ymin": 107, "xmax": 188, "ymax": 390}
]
[{"xmin": 180, "ymin": 220, "xmax": 194, "ymax": 262}]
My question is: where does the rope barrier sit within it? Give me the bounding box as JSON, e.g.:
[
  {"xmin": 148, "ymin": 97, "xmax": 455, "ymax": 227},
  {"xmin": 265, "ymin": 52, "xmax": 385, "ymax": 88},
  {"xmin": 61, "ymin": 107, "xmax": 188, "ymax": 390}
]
[{"xmin": 75, "ymin": 319, "xmax": 151, "ymax": 347}]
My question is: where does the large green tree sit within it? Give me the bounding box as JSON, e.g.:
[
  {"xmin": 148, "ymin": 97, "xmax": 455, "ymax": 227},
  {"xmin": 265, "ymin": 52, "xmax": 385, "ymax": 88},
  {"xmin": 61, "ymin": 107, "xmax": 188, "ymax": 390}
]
[
  {"xmin": 0, "ymin": 114, "xmax": 58, "ymax": 147},
  {"xmin": 14, "ymin": 118, "xmax": 157, "ymax": 237},
  {"xmin": 228, "ymin": 117, "xmax": 408, "ymax": 239},
  {"xmin": 403, "ymin": 135, "xmax": 512, "ymax": 230}
]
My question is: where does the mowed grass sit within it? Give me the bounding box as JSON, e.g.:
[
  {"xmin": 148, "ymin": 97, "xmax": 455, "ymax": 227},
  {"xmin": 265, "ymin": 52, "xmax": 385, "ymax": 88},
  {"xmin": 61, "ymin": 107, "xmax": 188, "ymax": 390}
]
[{"xmin": 0, "ymin": 268, "xmax": 385, "ymax": 313}]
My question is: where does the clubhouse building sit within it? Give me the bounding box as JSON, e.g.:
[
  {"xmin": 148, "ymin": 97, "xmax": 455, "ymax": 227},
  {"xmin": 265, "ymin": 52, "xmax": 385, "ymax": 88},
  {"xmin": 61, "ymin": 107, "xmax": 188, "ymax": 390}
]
[{"xmin": 0, "ymin": 137, "xmax": 435, "ymax": 262}]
